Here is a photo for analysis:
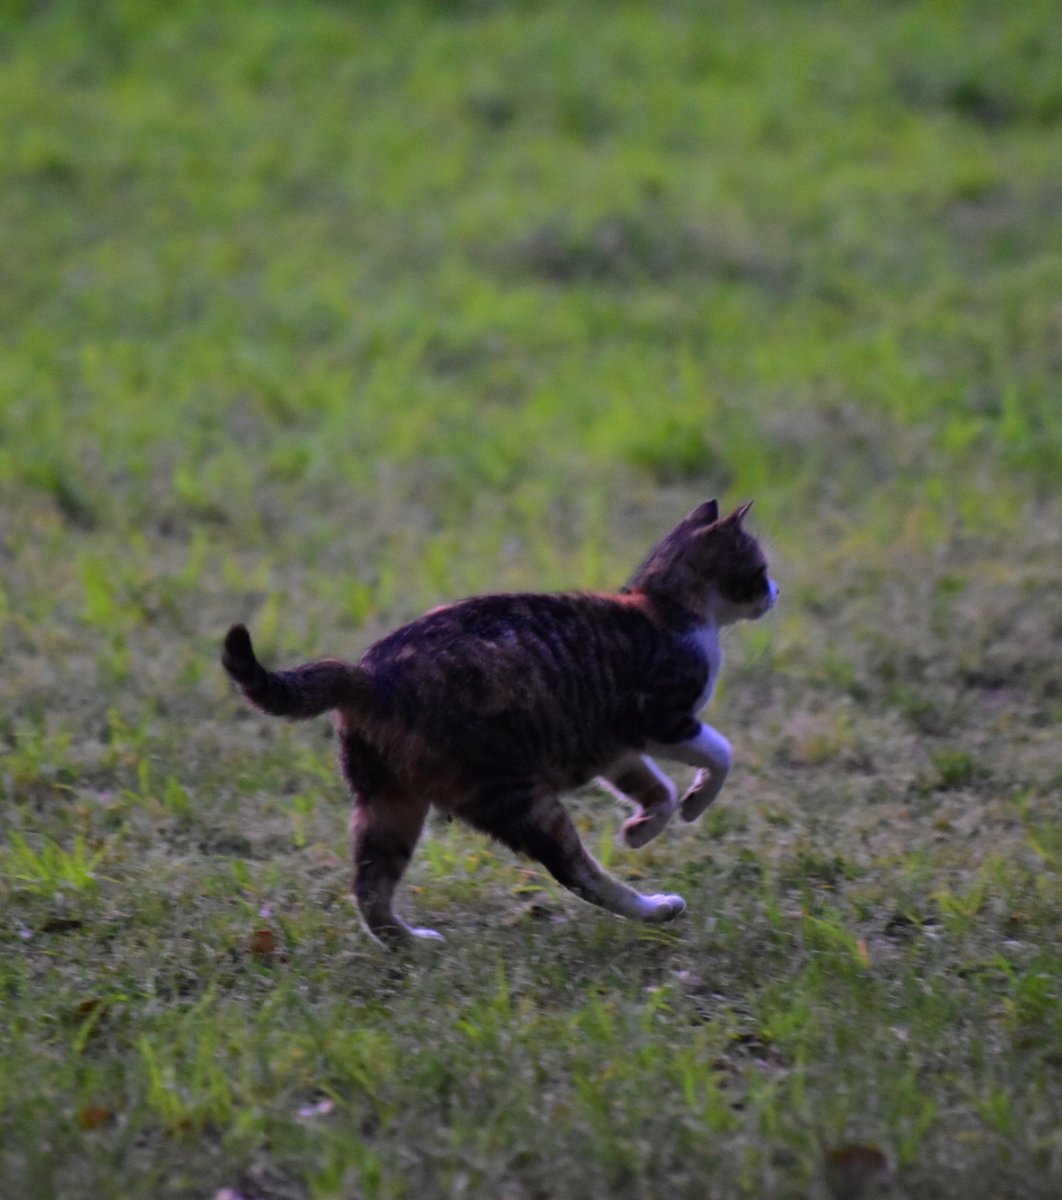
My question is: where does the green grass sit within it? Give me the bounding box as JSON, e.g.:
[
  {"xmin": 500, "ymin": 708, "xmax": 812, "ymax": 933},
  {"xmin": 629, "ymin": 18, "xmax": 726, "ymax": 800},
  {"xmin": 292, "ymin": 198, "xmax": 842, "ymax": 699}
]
[{"xmin": 2, "ymin": 1, "xmax": 1061, "ymax": 1196}]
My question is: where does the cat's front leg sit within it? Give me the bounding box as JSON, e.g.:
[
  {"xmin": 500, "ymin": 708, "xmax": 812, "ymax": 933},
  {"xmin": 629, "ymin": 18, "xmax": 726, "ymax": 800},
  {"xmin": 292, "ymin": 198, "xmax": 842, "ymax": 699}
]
[
  {"xmin": 599, "ymin": 754, "xmax": 679, "ymax": 849},
  {"xmin": 679, "ymin": 769, "xmax": 718, "ymax": 823},
  {"xmin": 650, "ymin": 723, "xmax": 732, "ymax": 823}
]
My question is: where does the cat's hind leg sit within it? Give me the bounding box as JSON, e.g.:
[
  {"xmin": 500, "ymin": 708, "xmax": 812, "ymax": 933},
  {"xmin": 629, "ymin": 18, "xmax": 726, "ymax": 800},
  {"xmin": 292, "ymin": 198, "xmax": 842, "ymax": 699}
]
[
  {"xmin": 470, "ymin": 788, "xmax": 685, "ymax": 923},
  {"xmin": 599, "ymin": 755, "xmax": 678, "ymax": 849},
  {"xmin": 340, "ymin": 728, "xmax": 440, "ymax": 948},
  {"xmin": 349, "ymin": 793, "xmax": 439, "ymax": 948}
]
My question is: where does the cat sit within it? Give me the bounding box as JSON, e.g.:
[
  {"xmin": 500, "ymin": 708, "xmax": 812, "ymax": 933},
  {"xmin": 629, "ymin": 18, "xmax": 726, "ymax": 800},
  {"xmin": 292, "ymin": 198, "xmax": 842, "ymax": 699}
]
[{"xmin": 222, "ymin": 498, "xmax": 778, "ymax": 947}]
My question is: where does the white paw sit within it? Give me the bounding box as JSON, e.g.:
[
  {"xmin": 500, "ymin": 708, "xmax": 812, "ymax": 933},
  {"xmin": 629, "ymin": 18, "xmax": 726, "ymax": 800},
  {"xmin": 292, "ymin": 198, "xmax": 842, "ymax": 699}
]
[
  {"xmin": 365, "ymin": 921, "xmax": 445, "ymax": 949},
  {"xmin": 680, "ymin": 769, "xmax": 723, "ymax": 822},
  {"xmin": 407, "ymin": 926, "xmax": 445, "ymax": 942},
  {"xmin": 621, "ymin": 809, "xmax": 671, "ymax": 849},
  {"xmin": 641, "ymin": 893, "xmax": 687, "ymax": 923}
]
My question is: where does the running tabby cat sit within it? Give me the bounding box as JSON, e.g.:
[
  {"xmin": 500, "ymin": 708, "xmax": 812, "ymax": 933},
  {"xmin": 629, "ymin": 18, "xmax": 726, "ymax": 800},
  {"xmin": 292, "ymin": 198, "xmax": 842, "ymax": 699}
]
[{"xmin": 222, "ymin": 499, "xmax": 777, "ymax": 946}]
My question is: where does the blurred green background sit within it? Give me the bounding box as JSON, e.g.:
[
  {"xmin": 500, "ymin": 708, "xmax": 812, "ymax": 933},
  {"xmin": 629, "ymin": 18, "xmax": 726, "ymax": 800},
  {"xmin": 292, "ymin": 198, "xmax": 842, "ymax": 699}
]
[{"xmin": 4, "ymin": 0, "xmax": 1059, "ymax": 573}]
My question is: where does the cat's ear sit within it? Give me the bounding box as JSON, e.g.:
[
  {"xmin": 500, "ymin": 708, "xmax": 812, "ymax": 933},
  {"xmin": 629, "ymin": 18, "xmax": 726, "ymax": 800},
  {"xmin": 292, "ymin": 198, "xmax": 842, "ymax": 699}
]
[
  {"xmin": 728, "ymin": 500, "xmax": 754, "ymax": 524},
  {"xmin": 685, "ymin": 498, "xmax": 719, "ymax": 526}
]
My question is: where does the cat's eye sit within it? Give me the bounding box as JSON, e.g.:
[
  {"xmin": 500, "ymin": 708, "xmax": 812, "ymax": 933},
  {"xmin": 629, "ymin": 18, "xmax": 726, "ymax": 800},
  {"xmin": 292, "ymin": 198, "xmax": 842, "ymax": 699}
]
[{"xmin": 723, "ymin": 564, "xmax": 768, "ymax": 603}]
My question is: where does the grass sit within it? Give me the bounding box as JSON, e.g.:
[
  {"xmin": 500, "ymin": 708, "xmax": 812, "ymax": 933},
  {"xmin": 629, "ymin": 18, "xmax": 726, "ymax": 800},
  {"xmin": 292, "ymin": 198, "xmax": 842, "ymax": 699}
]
[{"xmin": 1, "ymin": 0, "xmax": 1061, "ymax": 1196}]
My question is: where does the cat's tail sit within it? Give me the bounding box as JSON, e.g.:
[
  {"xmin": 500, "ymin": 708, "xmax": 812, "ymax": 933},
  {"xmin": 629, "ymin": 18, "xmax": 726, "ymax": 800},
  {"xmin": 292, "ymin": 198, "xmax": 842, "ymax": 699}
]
[{"xmin": 222, "ymin": 624, "xmax": 374, "ymax": 720}]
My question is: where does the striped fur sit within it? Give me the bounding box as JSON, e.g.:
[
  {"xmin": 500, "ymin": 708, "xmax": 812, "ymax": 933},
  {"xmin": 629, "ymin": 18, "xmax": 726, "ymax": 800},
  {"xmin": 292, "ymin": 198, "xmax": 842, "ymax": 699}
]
[{"xmin": 222, "ymin": 499, "xmax": 777, "ymax": 946}]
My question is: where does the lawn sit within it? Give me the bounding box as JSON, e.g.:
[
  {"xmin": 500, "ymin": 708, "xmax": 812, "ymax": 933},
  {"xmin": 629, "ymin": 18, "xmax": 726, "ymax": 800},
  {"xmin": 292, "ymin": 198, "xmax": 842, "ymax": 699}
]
[{"xmin": 1, "ymin": 1, "xmax": 1061, "ymax": 1197}]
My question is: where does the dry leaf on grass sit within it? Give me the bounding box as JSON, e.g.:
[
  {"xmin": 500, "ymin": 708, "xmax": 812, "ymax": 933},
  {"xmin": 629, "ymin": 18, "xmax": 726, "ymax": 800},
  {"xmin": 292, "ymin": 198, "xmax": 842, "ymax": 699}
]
[
  {"xmin": 824, "ymin": 1143, "xmax": 892, "ymax": 1200},
  {"xmin": 247, "ymin": 928, "xmax": 278, "ymax": 959},
  {"xmin": 77, "ymin": 1105, "xmax": 115, "ymax": 1131}
]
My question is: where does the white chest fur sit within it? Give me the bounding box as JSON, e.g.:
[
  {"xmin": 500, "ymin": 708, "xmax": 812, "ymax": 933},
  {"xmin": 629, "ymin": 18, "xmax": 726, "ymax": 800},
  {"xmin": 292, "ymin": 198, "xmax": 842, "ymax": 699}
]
[{"xmin": 687, "ymin": 622, "xmax": 722, "ymax": 712}]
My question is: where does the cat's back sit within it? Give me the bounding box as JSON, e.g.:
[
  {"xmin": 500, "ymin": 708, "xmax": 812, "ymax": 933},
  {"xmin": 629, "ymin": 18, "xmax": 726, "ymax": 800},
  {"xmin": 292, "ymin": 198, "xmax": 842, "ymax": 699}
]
[
  {"xmin": 363, "ymin": 589, "xmax": 657, "ymax": 685},
  {"xmin": 359, "ymin": 590, "xmax": 665, "ymax": 777},
  {"xmin": 355, "ymin": 589, "xmax": 709, "ymax": 783},
  {"xmin": 365, "ymin": 590, "xmax": 682, "ymax": 730}
]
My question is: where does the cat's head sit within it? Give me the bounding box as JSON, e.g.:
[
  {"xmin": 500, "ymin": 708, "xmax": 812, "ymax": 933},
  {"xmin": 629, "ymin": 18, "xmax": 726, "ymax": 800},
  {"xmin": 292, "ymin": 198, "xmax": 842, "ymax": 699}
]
[{"xmin": 627, "ymin": 498, "xmax": 778, "ymax": 627}]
